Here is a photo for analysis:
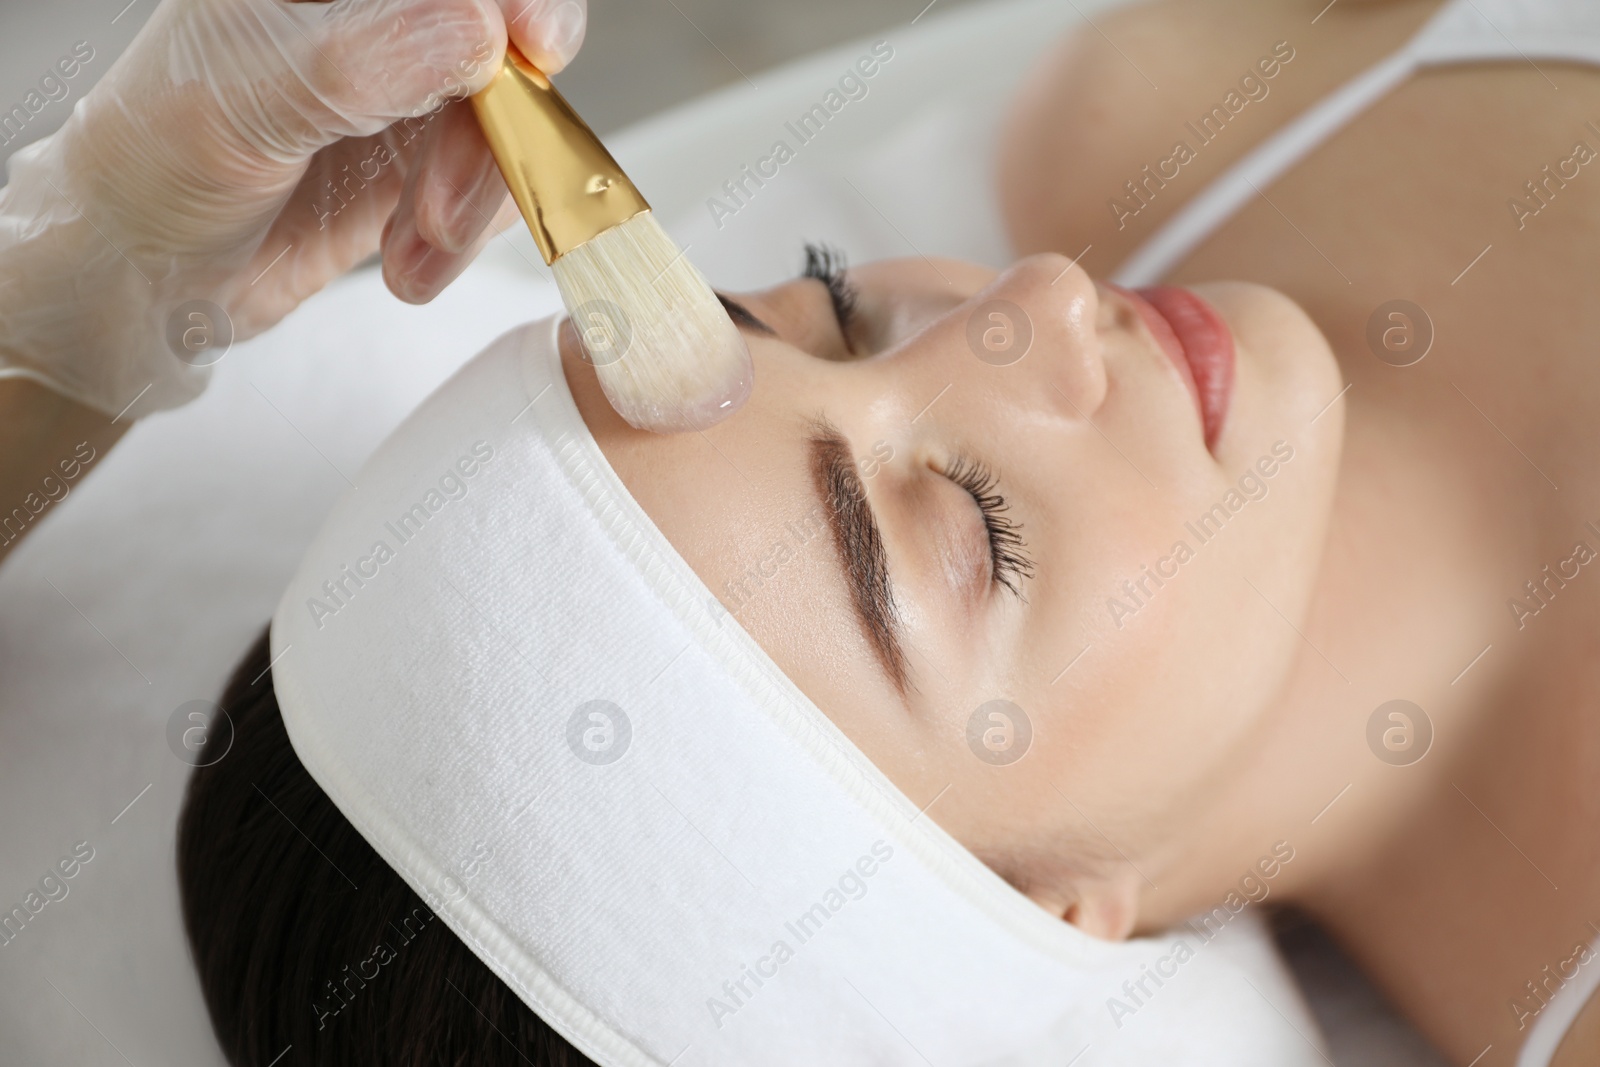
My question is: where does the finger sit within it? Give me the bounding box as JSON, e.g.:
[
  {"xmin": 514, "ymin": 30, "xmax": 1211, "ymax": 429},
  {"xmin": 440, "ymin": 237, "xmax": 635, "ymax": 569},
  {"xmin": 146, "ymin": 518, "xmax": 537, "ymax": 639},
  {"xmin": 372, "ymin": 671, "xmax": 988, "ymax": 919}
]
[
  {"xmin": 384, "ymin": 198, "xmax": 512, "ymax": 305},
  {"xmin": 502, "ymin": 0, "xmax": 588, "ymax": 74},
  {"xmin": 410, "ymin": 101, "xmax": 510, "ymax": 255},
  {"xmin": 380, "ymin": 132, "xmax": 435, "ymax": 304},
  {"xmin": 381, "ymin": 127, "xmax": 521, "ymax": 305},
  {"xmin": 234, "ymin": 121, "xmax": 438, "ymax": 329},
  {"xmin": 393, "ymin": 193, "xmax": 523, "ymax": 304},
  {"xmin": 381, "ymin": 102, "xmax": 510, "ymax": 301}
]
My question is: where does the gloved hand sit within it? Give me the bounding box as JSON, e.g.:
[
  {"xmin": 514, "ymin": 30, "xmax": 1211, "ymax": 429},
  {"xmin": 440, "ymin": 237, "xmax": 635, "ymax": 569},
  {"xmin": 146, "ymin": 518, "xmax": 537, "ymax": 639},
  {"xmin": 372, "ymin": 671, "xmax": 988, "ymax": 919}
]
[{"xmin": 0, "ymin": 0, "xmax": 586, "ymax": 419}]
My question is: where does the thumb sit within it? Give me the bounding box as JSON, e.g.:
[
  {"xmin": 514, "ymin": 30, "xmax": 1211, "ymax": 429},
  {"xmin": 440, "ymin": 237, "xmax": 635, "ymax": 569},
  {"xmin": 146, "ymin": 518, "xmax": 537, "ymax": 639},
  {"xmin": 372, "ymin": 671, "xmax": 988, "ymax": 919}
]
[{"xmin": 501, "ymin": 0, "xmax": 588, "ymax": 74}]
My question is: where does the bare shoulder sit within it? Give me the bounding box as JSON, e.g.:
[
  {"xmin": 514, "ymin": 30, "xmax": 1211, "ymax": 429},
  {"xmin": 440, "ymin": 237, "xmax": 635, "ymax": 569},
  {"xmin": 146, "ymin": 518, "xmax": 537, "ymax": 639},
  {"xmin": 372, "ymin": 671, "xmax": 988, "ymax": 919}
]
[{"xmin": 995, "ymin": 0, "xmax": 1445, "ymax": 270}]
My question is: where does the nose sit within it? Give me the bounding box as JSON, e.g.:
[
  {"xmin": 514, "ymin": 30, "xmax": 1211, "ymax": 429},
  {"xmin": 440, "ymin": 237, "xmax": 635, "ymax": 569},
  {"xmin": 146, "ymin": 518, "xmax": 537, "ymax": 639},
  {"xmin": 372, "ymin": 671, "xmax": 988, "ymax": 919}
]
[{"xmin": 954, "ymin": 252, "xmax": 1108, "ymax": 418}]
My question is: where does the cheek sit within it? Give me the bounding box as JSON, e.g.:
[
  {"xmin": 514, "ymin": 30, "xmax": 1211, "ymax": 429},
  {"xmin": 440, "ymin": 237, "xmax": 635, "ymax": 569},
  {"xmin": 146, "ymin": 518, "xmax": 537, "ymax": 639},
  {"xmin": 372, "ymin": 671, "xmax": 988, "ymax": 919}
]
[
  {"xmin": 1028, "ymin": 451, "xmax": 1337, "ymax": 819},
  {"xmin": 1035, "ymin": 573, "xmax": 1287, "ymax": 834}
]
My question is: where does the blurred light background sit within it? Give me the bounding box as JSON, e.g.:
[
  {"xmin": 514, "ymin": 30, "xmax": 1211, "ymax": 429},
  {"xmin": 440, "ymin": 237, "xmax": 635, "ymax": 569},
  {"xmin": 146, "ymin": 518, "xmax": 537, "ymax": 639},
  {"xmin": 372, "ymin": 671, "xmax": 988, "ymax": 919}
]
[{"xmin": 0, "ymin": 0, "xmax": 981, "ymax": 180}]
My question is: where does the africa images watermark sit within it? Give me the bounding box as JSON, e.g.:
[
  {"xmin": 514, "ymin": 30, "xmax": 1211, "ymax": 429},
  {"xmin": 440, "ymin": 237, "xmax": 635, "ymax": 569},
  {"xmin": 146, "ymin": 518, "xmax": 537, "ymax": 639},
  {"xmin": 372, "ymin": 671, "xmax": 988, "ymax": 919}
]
[
  {"xmin": 705, "ymin": 839, "xmax": 896, "ymax": 1030},
  {"xmin": 310, "ymin": 904, "xmax": 437, "ymax": 1030},
  {"xmin": 0, "ymin": 440, "xmax": 99, "ymax": 550},
  {"xmin": 705, "ymin": 41, "xmax": 896, "ymax": 230},
  {"xmin": 1366, "ymin": 699, "xmax": 1433, "ymax": 767},
  {"xmin": 1509, "ymin": 936, "xmax": 1599, "ymax": 1033},
  {"xmin": 1108, "ymin": 40, "xmax": 1296, "ymax": 231},
  {"xmin": 0, "ymin": 41, "xmax": 96, "ymax": 149},
  {"xmin": 713, "ymin": 504, "xmax": 825, "ymax": 619},
  {"xmin": 1105, "ymin": 440, "xmax": 1296, "ymax": 629},
  {"xmin": 1506, "ymin": 520, "xmax": 1600, "ymax": 630},
  {"xmin": 309, "ymin": 39, "xmax": 496, "ymax": 231},
  {"xmin": 311, "ymin": 839, "xmax": 496, "ymax": 1031},
  {"xmin": 1106, "ymin": 840, "xmax": 1296, "ymax": 1029},
  {"xmin": 1506, "ymin": 119, "xmax": 1600, "ymax": 231},
  {"xmin": 709, "ymin": 441, "xmax": 894, "ymax": 623},
  {"xmin": 0, "ymin": 840, "xmax": 96, "ymax": 949},
  {"xmin": 304, "ymin": 440, "xmax": 496, "ymax": 630}
]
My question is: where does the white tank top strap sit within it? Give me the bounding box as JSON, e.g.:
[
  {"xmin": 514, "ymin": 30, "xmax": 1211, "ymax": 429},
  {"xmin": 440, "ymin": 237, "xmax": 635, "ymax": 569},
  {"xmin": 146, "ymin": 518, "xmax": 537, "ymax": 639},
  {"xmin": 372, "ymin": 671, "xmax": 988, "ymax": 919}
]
[
  {"xmin": 1413, "ymin": 0, "xmax": 1600, "ymax": 67},
  {"xmin": 1109, "ymin": 46, "xmax": 1416, "ymax": 287},
  {"xmin": 1111, "ymin": 0, "xmax": 1600, "ymax": 286}
]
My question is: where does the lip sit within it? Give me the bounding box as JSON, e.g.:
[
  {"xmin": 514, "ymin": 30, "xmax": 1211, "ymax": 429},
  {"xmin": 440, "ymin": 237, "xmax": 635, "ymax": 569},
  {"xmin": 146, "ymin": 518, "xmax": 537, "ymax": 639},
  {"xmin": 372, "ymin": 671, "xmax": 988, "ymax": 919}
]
[{"xmin": 1106, "ymin": 284, "xmax": 1236, "ymax": 453}]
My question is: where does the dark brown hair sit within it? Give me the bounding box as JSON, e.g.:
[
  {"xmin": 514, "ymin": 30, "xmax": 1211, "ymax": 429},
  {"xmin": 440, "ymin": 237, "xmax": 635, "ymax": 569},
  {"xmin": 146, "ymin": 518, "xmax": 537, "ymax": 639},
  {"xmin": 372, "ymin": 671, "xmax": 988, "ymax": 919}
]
[{"xmin": 176, "ymin": 629, "xmax": 597, "ymax": 1066}]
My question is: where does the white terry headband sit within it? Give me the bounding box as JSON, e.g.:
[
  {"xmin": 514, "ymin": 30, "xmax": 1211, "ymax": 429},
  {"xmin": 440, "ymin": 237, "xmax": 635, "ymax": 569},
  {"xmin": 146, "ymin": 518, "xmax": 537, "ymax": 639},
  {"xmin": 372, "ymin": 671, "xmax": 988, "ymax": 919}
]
[{"xmin": 271, "ymin": 316, "xmax": 1326, "ymax": 1066}]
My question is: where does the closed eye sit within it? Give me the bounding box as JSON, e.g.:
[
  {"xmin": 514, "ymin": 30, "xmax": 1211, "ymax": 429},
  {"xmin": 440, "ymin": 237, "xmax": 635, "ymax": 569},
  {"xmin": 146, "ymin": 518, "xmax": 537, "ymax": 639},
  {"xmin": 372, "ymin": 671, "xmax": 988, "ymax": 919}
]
[
  {"xmin": 942, "ymin": 453, "xmax": 1035, "ymax": 598},
  {"xmin": 715, "ymin": 292, "xmax": 775, "ymax": 334},
  {"xmin": 802, "ymin": 242, "xmax": 861, "ymax": 338}
]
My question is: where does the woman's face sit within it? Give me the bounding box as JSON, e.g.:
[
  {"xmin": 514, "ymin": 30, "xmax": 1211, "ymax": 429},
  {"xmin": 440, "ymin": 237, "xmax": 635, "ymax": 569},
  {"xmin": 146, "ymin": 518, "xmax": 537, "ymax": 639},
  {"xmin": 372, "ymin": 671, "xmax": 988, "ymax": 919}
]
[{"xmin": 563, "ymin": 251, "xmax": 1343, "ymax": 936}]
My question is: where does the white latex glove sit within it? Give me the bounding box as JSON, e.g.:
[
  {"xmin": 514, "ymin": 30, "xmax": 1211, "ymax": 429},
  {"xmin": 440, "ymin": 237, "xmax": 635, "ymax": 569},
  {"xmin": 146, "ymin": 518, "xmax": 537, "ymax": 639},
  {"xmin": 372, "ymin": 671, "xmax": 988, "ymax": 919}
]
[{"xmin": 0, "ymin": 0, "xmax": 586, "ymax": 419}]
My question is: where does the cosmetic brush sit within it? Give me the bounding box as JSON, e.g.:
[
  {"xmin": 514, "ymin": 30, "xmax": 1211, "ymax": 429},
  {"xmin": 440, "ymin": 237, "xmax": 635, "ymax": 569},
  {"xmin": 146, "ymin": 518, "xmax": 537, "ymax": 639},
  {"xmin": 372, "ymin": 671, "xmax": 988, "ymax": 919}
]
[{"xmin": 470, "ymin": 45, "xmax": 752, "ymax": 433}]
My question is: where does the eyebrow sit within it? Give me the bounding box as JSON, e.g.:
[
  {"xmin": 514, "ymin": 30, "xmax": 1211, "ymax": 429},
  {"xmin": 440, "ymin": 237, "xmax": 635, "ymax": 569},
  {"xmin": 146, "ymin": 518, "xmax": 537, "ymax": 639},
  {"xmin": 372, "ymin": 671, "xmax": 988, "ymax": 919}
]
[
  {"xmin": 806, "ymin": 418, "xmax": 911, "ymax": 692},
  {"xmin": 715, "ymin": 292, "xmax": 775, "ymax": 335}
]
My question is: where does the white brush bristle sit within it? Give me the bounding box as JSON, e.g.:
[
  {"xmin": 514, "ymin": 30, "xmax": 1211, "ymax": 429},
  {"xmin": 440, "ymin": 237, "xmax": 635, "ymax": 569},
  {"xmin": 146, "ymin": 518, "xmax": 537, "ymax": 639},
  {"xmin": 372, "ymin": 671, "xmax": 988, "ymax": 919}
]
[{"xmin": 553, "ymin": 212, "xmax": 752, "ymax": 433}]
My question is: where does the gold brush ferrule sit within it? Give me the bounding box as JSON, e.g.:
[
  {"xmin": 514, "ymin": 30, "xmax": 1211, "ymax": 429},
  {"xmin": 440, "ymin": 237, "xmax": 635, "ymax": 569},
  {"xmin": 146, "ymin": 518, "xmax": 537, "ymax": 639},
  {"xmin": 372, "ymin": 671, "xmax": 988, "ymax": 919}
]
[{"xmin": 469, "ymin": 46, "xmax": 650, "ymax": 265}]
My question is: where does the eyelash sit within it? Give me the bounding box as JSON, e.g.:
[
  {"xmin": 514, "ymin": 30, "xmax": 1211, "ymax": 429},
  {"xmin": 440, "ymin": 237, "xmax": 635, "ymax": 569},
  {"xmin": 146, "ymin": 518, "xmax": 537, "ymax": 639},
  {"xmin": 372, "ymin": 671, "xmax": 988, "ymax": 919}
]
[
  {"xmin": 943, "ymin": 454, "xmax": 1035, "ymax": 598},
  {"xmin": 802, "ymin": 242, "xmax": 860, "ymax": 333}
]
